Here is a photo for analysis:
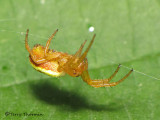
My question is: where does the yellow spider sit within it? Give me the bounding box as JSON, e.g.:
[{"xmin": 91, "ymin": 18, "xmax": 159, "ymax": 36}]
[{"xmin": 25, "ymin": 29, "xmax": 133, "ymax": 88}]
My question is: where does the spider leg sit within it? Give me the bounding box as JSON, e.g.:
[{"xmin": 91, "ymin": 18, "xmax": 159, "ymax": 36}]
[
  {"xmin": 25, "ymin": 29, "xmax": 40, "ymax": 63},
  {"xmin": 79, "ymin": 34, "xmax": 96, "ymax": 62},
  {"xmin": 30, "ymin": 52, "xmax": 61, "ymax": 64},
  {"xmin": 25, "ymin": 29, "xmax": 59, "ymax": 65},
  {"xmin": 25, "ymin": 29, "xmax": 32, "ymax": 55},
  {"xmin": 81, "ymin": 68, "xmax": 133, "ymax": 88},
  {"xmin": 74, "ymin": 40, "xmax": 87, "ymax": 57},
  {"xmin": 106, "ymin": 69, "xmax": 133, "ymax": 87},
  {"xmin": 29, "ymin": 57, "xmax": 47, "ymax": 64},
  {"xmin": 68, "ymin": 34, "xmax": 95, "ymax": 65},
  {"xmin": 107, "ymin": 64, "xmax": 121, "ymax": 82},
  {"xmin": 44, "ymin": 29, "xmax": 58, "ymax": 56}
]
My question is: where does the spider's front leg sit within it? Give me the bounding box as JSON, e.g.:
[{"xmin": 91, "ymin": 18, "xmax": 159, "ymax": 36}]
[{"xmin": 81, "ymin": 65, "xmax": 133, "ymax": 88}]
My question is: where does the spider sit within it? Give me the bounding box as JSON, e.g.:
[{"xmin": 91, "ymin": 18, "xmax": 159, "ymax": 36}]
[{"xmin": 25, "ymin": 29, "xmax": 133, "ymax": 88}]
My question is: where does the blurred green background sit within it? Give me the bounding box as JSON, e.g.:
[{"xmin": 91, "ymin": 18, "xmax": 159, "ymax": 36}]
[{"xmin": 0, "ymin": 0, "xmax": 160, "ymax": 120}]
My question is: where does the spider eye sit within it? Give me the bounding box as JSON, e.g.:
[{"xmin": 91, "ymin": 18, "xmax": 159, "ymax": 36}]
[
  {"xmin": 73, "ymin": 72, "xmax": 79, "ymax": 77},
  {"xmin": 73, "ymin": 70, "xmax": 77, "ymax": 75}
]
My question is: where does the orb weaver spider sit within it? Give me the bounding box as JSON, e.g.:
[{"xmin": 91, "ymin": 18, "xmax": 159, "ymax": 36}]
[{"xmin": 25, "ymin": 29, "xmax": 133, "ymax": 88}]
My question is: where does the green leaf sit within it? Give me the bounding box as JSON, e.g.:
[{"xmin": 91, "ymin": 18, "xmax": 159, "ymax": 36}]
[{"xmin": 0, "ymin": 0, "xmax": 160, "ymax": 120}]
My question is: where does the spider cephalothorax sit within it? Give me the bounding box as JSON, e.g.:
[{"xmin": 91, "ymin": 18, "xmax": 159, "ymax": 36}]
[
  {"xmin": 25, "ymin": 29, "xmax": 133, "ymax": 88},
  {"xmin": 59, "ymin": 57, "xmax": 88, "ymax": 77}
]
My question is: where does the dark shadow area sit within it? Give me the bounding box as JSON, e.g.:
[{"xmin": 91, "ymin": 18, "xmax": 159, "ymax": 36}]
[{"xmin": 30, "ymin": 80, "xmax": 122, "ymax": 112}]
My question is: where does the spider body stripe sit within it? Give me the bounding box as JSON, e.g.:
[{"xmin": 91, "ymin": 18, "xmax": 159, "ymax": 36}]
[
  {"xmin": 25, "ymin": 29, "xmax": 133, "ymax": 88},
  {"xmin": 29, "ymin": 57, "xmax": 65, "ymax": 77}
]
